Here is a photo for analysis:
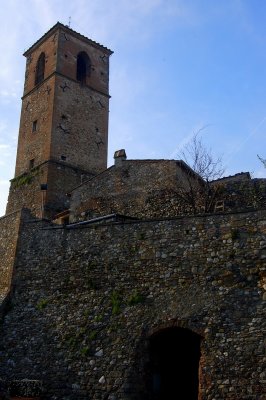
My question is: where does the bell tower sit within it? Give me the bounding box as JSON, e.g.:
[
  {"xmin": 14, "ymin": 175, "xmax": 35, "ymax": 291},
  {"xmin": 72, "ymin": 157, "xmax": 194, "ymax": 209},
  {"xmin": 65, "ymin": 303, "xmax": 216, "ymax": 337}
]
[{"xmin": 6, "ymin": 22, "xmax": 112, "ymax": 218}]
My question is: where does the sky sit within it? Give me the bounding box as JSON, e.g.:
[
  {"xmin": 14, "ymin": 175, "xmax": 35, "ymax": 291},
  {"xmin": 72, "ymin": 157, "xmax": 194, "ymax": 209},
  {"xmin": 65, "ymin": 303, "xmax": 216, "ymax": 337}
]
[{"xmin": 0, "ymin": 0, "xmax": 266, "ymax": 216}]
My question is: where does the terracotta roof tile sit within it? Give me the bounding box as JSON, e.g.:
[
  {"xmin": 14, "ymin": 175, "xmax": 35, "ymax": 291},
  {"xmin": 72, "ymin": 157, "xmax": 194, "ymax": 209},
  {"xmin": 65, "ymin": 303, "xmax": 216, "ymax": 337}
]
[{"xmin": 24, "ymin": 22, "xmax": 113, "ymax": 56}]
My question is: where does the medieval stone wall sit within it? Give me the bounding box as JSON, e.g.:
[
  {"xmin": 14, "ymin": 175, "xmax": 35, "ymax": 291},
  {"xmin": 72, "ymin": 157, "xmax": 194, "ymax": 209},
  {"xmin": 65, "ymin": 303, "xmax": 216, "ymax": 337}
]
[
  {"xmin": 15, "ymin": 75, "xmax": 56, "ymax": 176},
  {"xmin": 56, "ymin": 25, "xmax": 111, "ymax": 96},
  {"xmin": 70, "ymin": 158, "xmax": 266, "ymax": 222},
  {"xmin": 213, "ymin": 178, "xmax": 266, "ymax": 212},
  {"xmin": 69, "ymin": 160, "xmax": 203, "ymax": 221},
  {"xmin": 0, "ymin": 210, "xmax": 22, "ymax": 302},
  {"xmin": 23, "ymin": 30, "xmax": 58, "ymax": 96},
  {"xmin": 0, "ymin": 210, "xmax": 265, "ymax": 399},
  {"xmin": 6, "ymin": 162, "xmax": 94, "ymax": 218},
  {"xmin": 51, "ymin": 74, "xmax": 109, "ymax": 174},
  {"xmin": 6, "ymin": 165, "xmax": 49, "ymax": 216}
]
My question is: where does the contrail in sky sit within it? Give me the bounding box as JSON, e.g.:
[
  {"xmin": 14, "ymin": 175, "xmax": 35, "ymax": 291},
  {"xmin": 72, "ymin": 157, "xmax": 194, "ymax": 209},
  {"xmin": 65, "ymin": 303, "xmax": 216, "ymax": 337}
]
[
  {"xmin": 169, "ymin": 124, "xmax": 212, "ymax": 159},
  {"xmin": 224, "ymin": 116, "xmax": 266, "ymax": 165}
]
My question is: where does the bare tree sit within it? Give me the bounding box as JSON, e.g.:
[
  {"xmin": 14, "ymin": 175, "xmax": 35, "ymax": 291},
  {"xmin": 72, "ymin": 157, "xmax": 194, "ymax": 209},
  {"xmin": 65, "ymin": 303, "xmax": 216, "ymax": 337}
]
[
  {"xmin": 258, "ymin": 154, "xmax": 266, "ymax": 168},
  {"xmin": 179, "ymin": 129, "xmax": 225, "ymax": 182},
  {"xmin": 177, "ymin": 129, "xmax": 225, "ymax": 213}
]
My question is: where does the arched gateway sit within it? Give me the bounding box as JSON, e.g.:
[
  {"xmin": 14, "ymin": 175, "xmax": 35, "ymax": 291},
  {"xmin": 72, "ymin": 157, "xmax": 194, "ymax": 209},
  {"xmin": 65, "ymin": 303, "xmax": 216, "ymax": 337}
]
[{"xmin": 147, "ymin": 327, "xmax": 201, "ymax": 399}]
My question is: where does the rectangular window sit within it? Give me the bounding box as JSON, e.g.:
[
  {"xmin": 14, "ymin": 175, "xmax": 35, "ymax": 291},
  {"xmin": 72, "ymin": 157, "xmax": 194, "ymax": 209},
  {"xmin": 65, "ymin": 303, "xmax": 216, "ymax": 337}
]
[
  {"xmin": 32, "ymin": 120, "xmax": 37, "ymax": 132},
  {"xmin": 29, "ymin": 159, "xmax": 35, "ymax": 169}
]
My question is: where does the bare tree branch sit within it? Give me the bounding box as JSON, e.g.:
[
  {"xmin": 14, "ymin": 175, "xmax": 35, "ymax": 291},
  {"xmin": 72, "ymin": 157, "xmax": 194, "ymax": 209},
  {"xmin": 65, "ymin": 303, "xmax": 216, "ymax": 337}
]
[
  {"xmin": 179, "ymin": 129, "xmax": 225, "ymax": 181},
  {"xmin": 176, "ymin": 129, "xmax": 225, "ymax": 214},
  {"xmin": 258, "ymin": 154, "xmax": 266, "ymax": 168}
]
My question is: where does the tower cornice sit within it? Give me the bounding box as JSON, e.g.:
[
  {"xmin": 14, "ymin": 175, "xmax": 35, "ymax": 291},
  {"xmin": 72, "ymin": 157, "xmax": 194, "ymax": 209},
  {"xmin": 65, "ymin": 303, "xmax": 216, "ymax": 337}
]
[{"xmin": 23, "ymin": 22, "xmax": 113, "ymax": 57}]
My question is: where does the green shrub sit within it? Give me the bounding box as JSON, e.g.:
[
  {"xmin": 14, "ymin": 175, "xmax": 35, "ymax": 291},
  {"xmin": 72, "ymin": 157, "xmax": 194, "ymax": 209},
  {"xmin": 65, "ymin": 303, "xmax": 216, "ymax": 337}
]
[
  {"xmin": 11, "ymin": 167, "xmax": 40, "ymax": 188},
  {"xmin": 127, "ymin": 290, "xmax": 144, "ymax": 306},
  {"xmin": 111, "ymin": 290, "xmax": 121, "ymax": 315},
  {"xmin": 36, "ymin": 298, "xmax": 48, "ymax": 310},
  {"xmin": 88, "ymin": 330, "xmax": 97, "ymax": 341},
  {"xmin": 81, "ymin": 346, "xmax": 90, "ymax": 356}
]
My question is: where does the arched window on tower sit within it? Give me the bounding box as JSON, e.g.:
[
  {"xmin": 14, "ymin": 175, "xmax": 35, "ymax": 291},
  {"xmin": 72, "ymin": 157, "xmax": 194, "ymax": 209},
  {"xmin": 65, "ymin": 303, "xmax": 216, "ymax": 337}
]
[
  {"xmin": 76, "ymin": 52, "xmax": 91, "ymax": 83},
  {"xmin": 35, "ymin": 52, "xmax": 45, "ymax": 85}
]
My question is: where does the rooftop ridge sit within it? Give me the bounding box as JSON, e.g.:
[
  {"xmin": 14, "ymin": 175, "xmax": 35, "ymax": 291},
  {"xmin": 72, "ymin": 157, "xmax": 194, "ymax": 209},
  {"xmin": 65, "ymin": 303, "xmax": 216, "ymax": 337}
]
[
  {"xmin": 211, "ymin": 171, "xmax": 251, "ymax": 182},
  {"xmin": 24, "ymin": 21, "xmax": 113, "ymax": 56}
]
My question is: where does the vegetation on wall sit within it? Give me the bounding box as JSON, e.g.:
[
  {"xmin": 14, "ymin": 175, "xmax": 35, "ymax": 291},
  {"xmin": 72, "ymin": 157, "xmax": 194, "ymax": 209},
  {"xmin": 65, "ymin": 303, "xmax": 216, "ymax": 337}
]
[{"xmin": 10, "ymin": 167, "xmax": 41, "ymax": 188}]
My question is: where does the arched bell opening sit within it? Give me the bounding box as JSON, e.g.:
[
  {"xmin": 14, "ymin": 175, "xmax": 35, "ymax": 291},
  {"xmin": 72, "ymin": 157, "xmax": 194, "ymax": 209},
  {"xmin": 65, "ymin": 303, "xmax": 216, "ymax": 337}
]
[
  {"xmin": 35, "ymin": 52, "xmax": 45, "ymax": 85},
  {"xmin": 76, "ymin": 51, "xmax": 91, "ymax": 84}
]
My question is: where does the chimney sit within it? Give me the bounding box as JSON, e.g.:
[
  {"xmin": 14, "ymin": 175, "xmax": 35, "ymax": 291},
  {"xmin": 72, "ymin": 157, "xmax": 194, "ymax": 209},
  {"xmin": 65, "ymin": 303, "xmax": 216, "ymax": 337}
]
[{"xmin": 114, "ymin": 149, "xmax": 127, "ymax": 166}]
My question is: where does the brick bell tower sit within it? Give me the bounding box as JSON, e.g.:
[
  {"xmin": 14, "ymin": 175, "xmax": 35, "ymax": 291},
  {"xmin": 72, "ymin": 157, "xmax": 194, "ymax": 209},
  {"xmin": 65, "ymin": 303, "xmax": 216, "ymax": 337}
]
[{"xmin": 6, "ymin": 22, "xmax": 112, "ymax": 218}]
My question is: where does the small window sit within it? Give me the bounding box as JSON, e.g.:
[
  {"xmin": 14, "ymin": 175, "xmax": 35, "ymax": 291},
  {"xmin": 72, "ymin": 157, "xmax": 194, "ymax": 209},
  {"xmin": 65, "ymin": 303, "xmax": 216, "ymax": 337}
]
[
  {"xmin": 29, "ymin": 159, "xmax": 35, "ymax": 169},
  {"xmin": 61, "ymin": 155, "xmax": 66, "ymax": 161},
  {"xmin": 76, "ymin": 52, "xmax": 91, "ymax": 83},
  {"xmin": 40, "ymin": 183, "xmax": 48, "ymax": 191},
  {"xmin": 35, "ymin": 52, "xmax": 45, "ymax": 85},
  {"xmin": 32, "ymin": 120, "xmax": 37, "ymax": 132}
]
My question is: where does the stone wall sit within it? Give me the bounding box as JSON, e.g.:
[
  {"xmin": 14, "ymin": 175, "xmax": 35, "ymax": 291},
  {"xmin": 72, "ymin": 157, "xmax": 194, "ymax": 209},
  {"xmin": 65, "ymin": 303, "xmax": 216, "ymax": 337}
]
[
  {"xmin": 0, "ymin": 210, "xmax": 265, "ymax": 399},
  {"xmin": 0, "ymin": 210, "xmax": 22, "ymax": 302},
  {"xmin": 213, "ymin": 177, "xmax": 266, "ymax": 212},
  {"xmin": 15, "ymin": 74, "xmax": 55, "ymax": 176},
  {"xmin": 45, "ymin": 162, "xmax": 93, "ymax": 216},
  {"xmin": 69, "ymin": 160, "xmax": 203, "ymax": 221},
  {"xmin": 6, "ymin": 162, "xmax": 93, "ymax": 218},
  {"xmin": 70, "ymin": 158, "xmax": 266, "ymax": 222},
  {"xmin": 6, "ymin": 165, "xmax": 49, "ymax": 217},
  {"xmin": 51, "ymin": 73, "xmax": 109, "ymax": 175}
]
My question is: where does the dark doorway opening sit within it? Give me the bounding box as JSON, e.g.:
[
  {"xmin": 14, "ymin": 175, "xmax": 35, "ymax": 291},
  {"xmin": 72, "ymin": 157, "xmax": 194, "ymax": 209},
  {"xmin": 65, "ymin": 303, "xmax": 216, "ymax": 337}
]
[{"xmin": 148, "ymin": 327, "xmax": 201, "ymax": 399}]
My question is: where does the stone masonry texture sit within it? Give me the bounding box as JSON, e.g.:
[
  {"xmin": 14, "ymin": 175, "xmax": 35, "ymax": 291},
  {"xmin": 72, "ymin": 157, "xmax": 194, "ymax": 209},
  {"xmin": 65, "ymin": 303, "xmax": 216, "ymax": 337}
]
[
  {"xmin": 0, "ymin": 209, "xmax": 265, "ymax": 399},
  {"xmin": 11, "ymin": 23, "xmax": 111, "ymax": 218},
  {"xmin": 6, "ymin": 162, "xmax": 93, "ymax": 218},
  {"xmin": 70, "ymin": 158, "xmax": 266, "ymax": 222},
  {"xmin": 0, "ymin": 210, "xmax": 22, "ymax": 302}
]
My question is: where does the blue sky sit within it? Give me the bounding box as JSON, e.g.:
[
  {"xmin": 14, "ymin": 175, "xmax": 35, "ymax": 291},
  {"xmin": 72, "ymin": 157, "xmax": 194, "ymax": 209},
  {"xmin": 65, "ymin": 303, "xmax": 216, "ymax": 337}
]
[{"xmin": 0, "ymin": 0, "xmax": 266, "ymax": 216}]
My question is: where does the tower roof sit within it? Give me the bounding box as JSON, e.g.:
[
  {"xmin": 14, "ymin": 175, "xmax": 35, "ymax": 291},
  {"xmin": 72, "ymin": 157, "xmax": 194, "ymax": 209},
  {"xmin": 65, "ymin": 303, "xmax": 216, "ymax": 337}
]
[{"xmin": 23, "ymin": 22, "xmax": 113, "ymax": 57}]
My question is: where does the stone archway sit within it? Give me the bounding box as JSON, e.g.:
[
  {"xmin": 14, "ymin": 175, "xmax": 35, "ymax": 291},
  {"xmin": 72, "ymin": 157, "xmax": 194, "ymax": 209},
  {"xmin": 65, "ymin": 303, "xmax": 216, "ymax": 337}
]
[{"xmin": 147, "ymin": 326, "xmax": 201, "ymax": 399}]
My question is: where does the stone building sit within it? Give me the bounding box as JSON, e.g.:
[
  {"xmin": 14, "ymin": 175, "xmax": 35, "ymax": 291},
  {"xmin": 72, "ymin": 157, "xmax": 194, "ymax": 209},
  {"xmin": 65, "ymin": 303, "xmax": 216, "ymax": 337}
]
[
  {"xmin": 0, "ymin": 23, "xmax": 265, "ymax": 400},
  {"xmin": 6, "ymin": 22, "xmax": 112, "ymax": 219}
]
